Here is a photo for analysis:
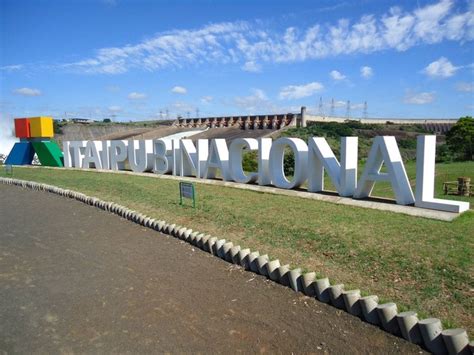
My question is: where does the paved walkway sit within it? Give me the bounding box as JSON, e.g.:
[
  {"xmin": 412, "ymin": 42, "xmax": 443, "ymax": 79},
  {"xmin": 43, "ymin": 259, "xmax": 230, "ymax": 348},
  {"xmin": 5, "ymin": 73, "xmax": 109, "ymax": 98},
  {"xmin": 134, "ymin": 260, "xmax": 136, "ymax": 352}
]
[{"xmin": 0, "ymin": 185, "xmax": 424, "ymax": 353}]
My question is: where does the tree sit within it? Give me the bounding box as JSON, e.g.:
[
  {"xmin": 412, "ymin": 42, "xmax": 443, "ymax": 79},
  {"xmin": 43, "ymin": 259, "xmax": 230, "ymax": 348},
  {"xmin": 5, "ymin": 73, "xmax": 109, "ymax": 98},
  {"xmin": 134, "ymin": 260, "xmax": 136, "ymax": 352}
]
[
  {"xmin": 446, "ymin": 116, "xmax": 474, "ymax": 161},
  {"xmin": 103, "ymin": 118, "xmax": 111, "ymax": 123}
]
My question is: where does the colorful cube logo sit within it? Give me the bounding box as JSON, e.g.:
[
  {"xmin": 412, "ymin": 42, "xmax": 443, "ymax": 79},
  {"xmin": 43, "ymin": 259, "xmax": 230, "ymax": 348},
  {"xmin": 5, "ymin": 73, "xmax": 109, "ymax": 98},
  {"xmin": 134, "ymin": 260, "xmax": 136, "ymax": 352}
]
[{"xmin": 6, "ymin": 116, "xmax": 63, "ymax": 167}]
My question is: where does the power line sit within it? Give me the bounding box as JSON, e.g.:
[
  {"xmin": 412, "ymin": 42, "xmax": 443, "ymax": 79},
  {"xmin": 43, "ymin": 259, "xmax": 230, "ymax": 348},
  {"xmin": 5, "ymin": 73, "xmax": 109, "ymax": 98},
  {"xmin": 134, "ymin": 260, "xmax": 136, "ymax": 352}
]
[{"xmin": 318, "ymin": 96, "xmax": 324, "ymax": 116}]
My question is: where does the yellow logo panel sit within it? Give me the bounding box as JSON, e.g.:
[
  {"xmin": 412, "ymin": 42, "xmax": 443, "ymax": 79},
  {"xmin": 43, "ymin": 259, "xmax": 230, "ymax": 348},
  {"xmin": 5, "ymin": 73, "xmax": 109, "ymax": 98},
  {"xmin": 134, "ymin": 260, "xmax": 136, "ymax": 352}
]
[{"xmin": 29, "ymin": 116, "xmax": 54, "ymax": 138}]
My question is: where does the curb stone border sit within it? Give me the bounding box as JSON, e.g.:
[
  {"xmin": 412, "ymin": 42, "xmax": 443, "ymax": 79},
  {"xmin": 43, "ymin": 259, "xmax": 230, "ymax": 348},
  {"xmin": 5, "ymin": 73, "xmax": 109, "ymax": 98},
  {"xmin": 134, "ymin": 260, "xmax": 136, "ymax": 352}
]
[{"xmin": 1, "ymin": 177, "xmax": 472, "ymax": 355}]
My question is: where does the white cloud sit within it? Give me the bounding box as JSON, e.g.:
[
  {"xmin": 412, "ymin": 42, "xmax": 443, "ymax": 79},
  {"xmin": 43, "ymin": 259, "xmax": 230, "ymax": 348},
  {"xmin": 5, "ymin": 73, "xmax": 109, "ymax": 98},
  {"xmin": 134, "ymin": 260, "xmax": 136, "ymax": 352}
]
[
  {"xmin": 128, "ymin": 92, "xmax": 147, "ymax": 100},
  {"xmin": 1, "ymin": 64, "xmax": 23, "ymax": 72},
  {"xmin": 108, "ymin": 105, "xmax": 122, "ymax": 112},
  {"xmin": 13, "ymin": 87, "xmax": 42, "ymax": 96},
  {"xmin": 242, "ymin": 61, "xmax": 261, "ymax": 72},
  {"xmin": 404, "ymin": 91, "xmax": 435, "ymax": 104},
  {"xmin": 171, "ymin": 86, "xmax": 187, "ymax": 94},
  {"xmin": 279, "ymin": 82, "xmax": 324, "ymax": 100},
  {"xmin": 201, "ymin": 96, "xmax": 213, "ymax": 104},
  {"xmin": 455, "ymin": 82, "xmax": 474, "ymax": 92},
  {"xmin": 423, "ymin": 57, "xmax": 459, "ymax": 77},
  {"xmin": 360, "ymin": 66, "xmax": 373, "ymax": 78},
  {"xmin": 234, "ymin": 89, "xmax": 281, "ymax": 113},
  {"xmin": 63, "ymin": 1, "xmax": 474, "ymax": 74},
  {"xmin": 330, "ymin": 70, "xmax": 346, "ymax": 81}
]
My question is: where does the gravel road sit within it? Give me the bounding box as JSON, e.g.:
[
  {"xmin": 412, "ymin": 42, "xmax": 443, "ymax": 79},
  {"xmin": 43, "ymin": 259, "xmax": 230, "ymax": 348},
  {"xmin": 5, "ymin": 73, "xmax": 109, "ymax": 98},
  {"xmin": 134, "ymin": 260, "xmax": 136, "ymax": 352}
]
[{"xmin": 0, "ymin": 185, "xmax": 425, "ymax": 353}]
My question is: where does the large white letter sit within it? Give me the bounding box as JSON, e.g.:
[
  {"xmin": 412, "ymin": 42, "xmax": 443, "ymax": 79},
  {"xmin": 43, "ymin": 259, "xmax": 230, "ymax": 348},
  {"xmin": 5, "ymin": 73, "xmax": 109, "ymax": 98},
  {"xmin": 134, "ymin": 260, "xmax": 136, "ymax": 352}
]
[
  {"xmin": 153, "ymin": 139, "xmax": 172, "ymax": 174},
  {"xmin": 99, "ymin": 141, "xmax": 111, "ymax": 170},
  {"xmin": 269, "ymin": 137, "xmax": 308, "ymax": 189},
  {"xmin": 229, "ymin": 138, "xmax": 258, "ymax": 183},
  {"xmin": 128, "ymin": 140, "xmax": 154, "ymax": 173},
  {"xmin": 110, "ymin": 140, "xmax": 128, "ymax": 170},
  {"xmin": 172, "ymin": 139, "xmax": 181, "ymax": 176},
  {"xmin": 415, "ymin": 135, "xmax": 469, "ymax": 213},
  {"xmin": 354, "ymin": 136, "xmax": 414, "ymax": 205},
  {"xmin": 204, "ymin": 139, "xmax": 231, "ymax": 180},
  {"xmin": 63, "ymin": 141, "xmax": 72, "ymax": 168},
  {"xmin": 307, "ymin": 137, "xmax": 358, "ymax": 196},
  {"xmin": 180, "ymin": 139, "xmax": 208, "ymax": 178},
  {"xmin": 82, "ymin": 141, "xmax": 102, "ymax": 169},
  {"xmin": 68, "ymin": 141, "xmax": 86, "ymax": 168},
  {"xmin": 258, "ymin": 138, "xmax": 272, "ymax": 185}
]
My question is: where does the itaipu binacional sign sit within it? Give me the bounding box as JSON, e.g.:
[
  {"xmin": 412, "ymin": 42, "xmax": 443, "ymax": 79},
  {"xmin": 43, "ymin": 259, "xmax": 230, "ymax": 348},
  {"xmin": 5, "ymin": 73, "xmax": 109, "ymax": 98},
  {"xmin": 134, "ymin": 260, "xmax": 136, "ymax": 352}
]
[
  {"xmin": 4, "ymin": 117, "xmax": 469, "ymax": 214},
  {"xmin": 60, "ymin": 135, "xmax": 470, "ymax": 214}
]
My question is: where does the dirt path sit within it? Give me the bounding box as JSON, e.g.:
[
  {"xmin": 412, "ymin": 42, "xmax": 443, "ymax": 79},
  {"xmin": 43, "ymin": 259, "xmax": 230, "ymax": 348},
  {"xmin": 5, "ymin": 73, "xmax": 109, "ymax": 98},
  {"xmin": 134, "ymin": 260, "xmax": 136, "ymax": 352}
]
[{"xmin": 0, "ymin": 185, "xmax": 425, "ymax": 354}]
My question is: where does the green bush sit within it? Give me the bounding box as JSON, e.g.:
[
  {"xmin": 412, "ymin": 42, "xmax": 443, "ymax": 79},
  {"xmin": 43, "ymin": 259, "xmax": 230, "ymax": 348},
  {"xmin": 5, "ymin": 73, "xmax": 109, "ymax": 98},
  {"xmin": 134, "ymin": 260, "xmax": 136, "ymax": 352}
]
[{"xmin": 446, "ymin": 116, "xmax": 473, "ymax": 161}]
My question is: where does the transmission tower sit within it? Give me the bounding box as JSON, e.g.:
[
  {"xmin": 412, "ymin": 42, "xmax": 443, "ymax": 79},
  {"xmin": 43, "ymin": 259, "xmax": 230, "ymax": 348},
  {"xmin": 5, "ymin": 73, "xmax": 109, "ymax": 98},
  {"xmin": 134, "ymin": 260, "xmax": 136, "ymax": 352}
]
[
  {"xmin": 165, "ymin": 109, "xmax": 169, "ymax": 119},
  {"xmin": 345, "ymin": 100, "xmax": 351, "ymax": 118},
  {"xmin": 196, "ymin": 108, "xmax": 200, "ymax": 118},
  {"xmin": 330, "ymin": 98, "xmax": 335, "ymax": 117},
  {"xmin": 318, "ymin": 96, "xmax": 324, "ymax": 117},
  {"xmin": 363, "ymin": 101, "xmax": 368, "ymax": 119},
  {"xmin": 159, "ymin": 110, "xmax": 163, "ymax": 119},
  {"xmin": 186, "ymin": 111, "xmax": 190, "ymax": 119}
]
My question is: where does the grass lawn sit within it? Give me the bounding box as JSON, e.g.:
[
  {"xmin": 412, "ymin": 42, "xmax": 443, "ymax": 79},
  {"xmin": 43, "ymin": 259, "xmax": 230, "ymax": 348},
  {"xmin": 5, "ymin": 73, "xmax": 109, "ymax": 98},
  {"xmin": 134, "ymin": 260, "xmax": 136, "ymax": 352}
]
[{"xmin": 1, "ymin": 162, "xmax": 473, "ymax": 333}]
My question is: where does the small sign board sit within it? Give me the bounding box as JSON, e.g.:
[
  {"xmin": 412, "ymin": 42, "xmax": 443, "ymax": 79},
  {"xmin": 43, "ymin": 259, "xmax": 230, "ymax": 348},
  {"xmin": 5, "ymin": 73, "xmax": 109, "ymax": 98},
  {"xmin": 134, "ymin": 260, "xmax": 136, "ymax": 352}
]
[
  {"xmin": 179, "ymin": 182, "xmax": 195, "ymax": 208},
  {"xmin": 4, "ymin": 164, "xmax": 13, "ymax": 176}
]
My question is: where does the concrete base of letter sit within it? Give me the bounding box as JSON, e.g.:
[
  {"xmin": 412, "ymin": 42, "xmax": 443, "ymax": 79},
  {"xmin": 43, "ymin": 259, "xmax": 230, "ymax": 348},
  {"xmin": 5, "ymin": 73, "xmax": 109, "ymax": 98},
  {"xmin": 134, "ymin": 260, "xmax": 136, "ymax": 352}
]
[
  {"xmin": 288, "ymin": 268, "xmax": 302, "ymax": 292},
  {"xmin": 396, "ymin": 311, "xmax": 423, "ymax": 345},
  {"xmin": 314, "ymin": 278, "xmax": 330, "ymax": 303},
  {"xmin": 342, "ymin": 289, "xmax": 361, "ymax": 316},
  {"xmin": 441, "ymin": 328, "xmax": 470, "ymax": 355},
  {"xmin": 328, "ymin": 284, "xmax": 345, "ymax": 309},
  {"xmin": 419, "ymin": 318, "xmax": 448, "ymax": 354},
  {"xmin": 302, "ymin": 272, "xmax": 316, "ymax": 297},
  {"xmin": 377, "ymin": 303, "xmax": 400, "ymax": 335}
]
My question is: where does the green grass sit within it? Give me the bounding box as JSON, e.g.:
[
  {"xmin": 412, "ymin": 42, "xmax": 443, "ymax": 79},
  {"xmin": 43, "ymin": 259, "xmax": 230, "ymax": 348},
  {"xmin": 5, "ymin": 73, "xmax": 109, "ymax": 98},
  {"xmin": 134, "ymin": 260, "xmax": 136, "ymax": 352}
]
[{"xmin": 1, "ymin": 163, "xmax": 473, "ymax": 333}]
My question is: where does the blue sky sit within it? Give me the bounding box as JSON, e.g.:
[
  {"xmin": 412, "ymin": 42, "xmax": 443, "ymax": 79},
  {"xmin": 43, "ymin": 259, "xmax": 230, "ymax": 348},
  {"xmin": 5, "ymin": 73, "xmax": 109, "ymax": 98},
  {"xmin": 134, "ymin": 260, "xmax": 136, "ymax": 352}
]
[{"xmin": 0, "ymin": 0, "xmax": 473, "ymax": 124}]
